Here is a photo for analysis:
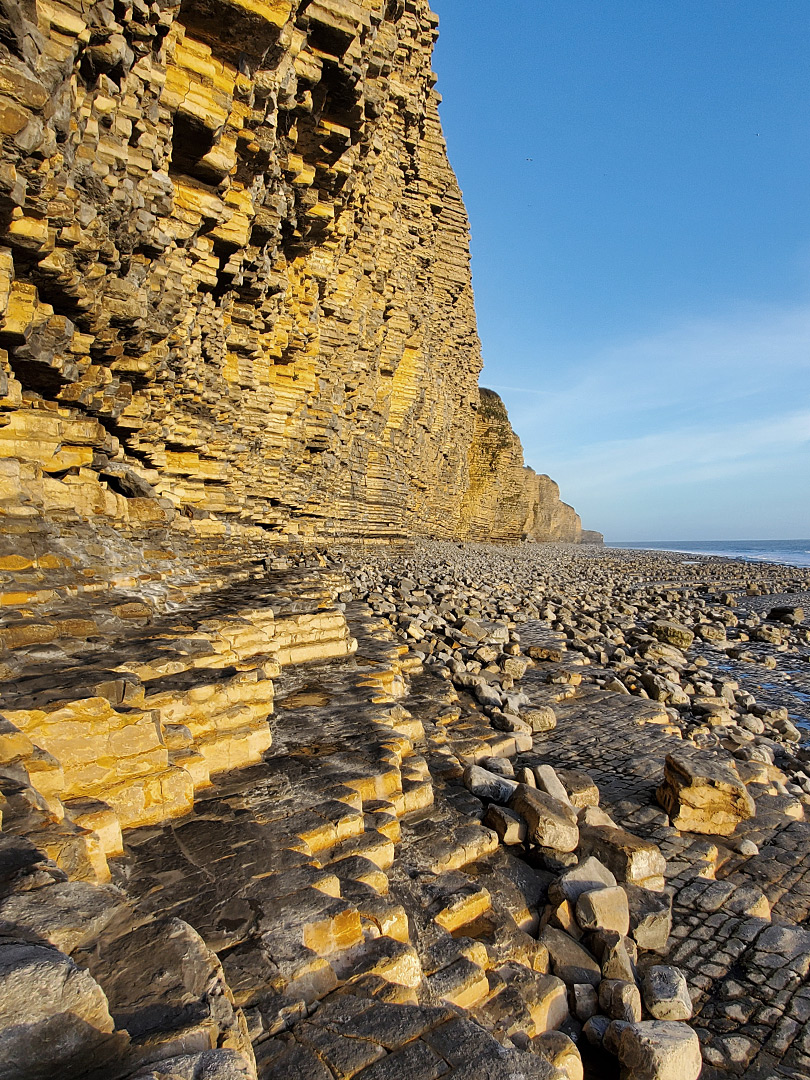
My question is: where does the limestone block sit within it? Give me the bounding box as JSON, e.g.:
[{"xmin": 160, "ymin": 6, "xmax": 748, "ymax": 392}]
[
  {"xmin": 104, "ymin": 766, "xmax": 195, "ymax": 828},
  {"xmin": 534, "ymin": 764, "xmax": 572, "ymax": 806},
  {"xmin": 0, "ymin": 881, "xmax": 128, "ymax": 954},
  {"xmin": 522, "ymin": 706, "xmax": 558, "ymax": 732},
  {"xmin": 577, "ymin": 824, "xmax": 666, "ymax": 887},
  {"xmin": 539, "ymin": 927, "xmax": 601, "ymax": 987},
  {"xmin": 648, "ymin": 620, "xmax": 695, "ymax": 650},
  {"xmin": 127, "ymin": 1049, "xmax": 255, "ymax": 1080},
  {"xmin": 625, "ymin": 885, "xmax": 673, "ymax": 951},
  {"xmin": 0, "ymin": 941, "xmax": 127, "ymax": 1079},
  {"xmin": 599, "ymin": 978, "xmax": 642, "ymax": 1023},
  {"xmin": 656, "ymin": 750, "xmax": 756, "ymax": 835},
  {"xmin": 575, "ymin": 886, "xmax": 630, "ymax": 936},
  {"xmin": 509, "ymin": 785, "xmax": 579, "ymax": 853},
  {"xmin": 549, "ymin": 856, "xmax": 617, "ymax": 906},
  {"xmin": 617, "ymin": 1021, "xmax": 702, "ymax": 1080},
  {"xmin": 463, "ymin": 764, "xmax": 518, "ymax": 803},
  {"xmin": 484, "ymin": 804, "xmax": 527, "ymax": 845},
  {"xmin": 63, "ymin": 798, "xmax": 123, "ymax": 857},
  {"xmin": 532, "ymin": 1031, "xmax": 583, "ymax": 1080},
  {"xmin": 556, "ymin": 769, "xmax": 600, "ymax": 808},
  {"xmin": 640, "ymin": 966, "xmax": 693, "ymax": 1021}
]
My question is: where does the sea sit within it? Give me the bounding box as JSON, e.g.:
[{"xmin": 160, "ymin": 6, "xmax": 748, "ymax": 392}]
[{"xmin": 608, "ymin": 539, "xmax": 810, "ymax": 570}]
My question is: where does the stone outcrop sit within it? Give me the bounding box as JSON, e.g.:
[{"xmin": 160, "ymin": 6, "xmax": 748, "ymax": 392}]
[
  {"xmin": 460, "ymin": 390, "xmax": 583, "ymax": 543},
  {"xmin": 0, "ymin": 0, "xmax": 585, "ymax": 552},
  {"xmin": 656, "ymin": 750, "xmax": 756, "ymax": 836}
]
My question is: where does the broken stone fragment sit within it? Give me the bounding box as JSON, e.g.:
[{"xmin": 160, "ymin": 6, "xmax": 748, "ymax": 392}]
[
  {"xmin": 648, "ymin": 620, "xmax": 695, "ymax": 649},
  {"xmin": 640, "ymin": 965, "xmax": 693, "ymax": 1021},
  {"xmin": 0, "ymin": 880, "xmax": 130, "ymax": 954},
  {"xmin": 522, "ymin": 706, "xmax": 557, "ymax": 732},
  {"xmin": 577, "ymin": 824, "xmax": 666, "ymax": 888},
  {"xmin": 591, "ymin": 931, "xmax": 637, "ymax": 983},
  {"xmin": 617, "ymin": 1020, "xmax": 702, "ymax": 1080},
  {"xmin": 599, "ymin": 978, "xmax": 641, "ymax": 1023},
  {"xmin": 603, "ymin": 1018, "xmax": 631, "ymax": 1056},
  {"xmin": 549, "ymin": 856, "xmax": 617, "ymax": 907},
  {"xmin": 656, "ymin": 750, "xmax": 756, "ymax": 836},
  {"xmin": 543, "ymin": 897, "xmax": 583, "ymax": 940},
  {"xmin": 531, "ymin": 1030, "xmax": 583, "ymax": 1080},
  {"xmin": 556, "ymin": 769, "xmax": 600, "ymax": 808},
  {"xmin": 582, "ymin": 1014, "xmax": 610, "ymax": 1046},
  {"xmin": 509, "ymin": 785, "xmax": 579, "ymax": 852},
  {"xmin": 539, "ymin": 927, "xmax": 601, "ymax": 987},
  {"xmin": 482, "ymin": 755, "xmax": 515, "ymax": 778},
  {"xmin": 768, "ymin": 605, "xmax": 804, "ymax": 625},
  {"xmin": 534, "ymin": 764, "xmax": 572, "ymax": 806},
  {"xmin": 484, "ymin": 804, "xmax": 527, "ymax": 845},
  {"xmin": 572, "ymin": 982, "xmax": 598, "ymax": 1022},
  {"xmin": 0, "ymin": 940, "xmax": 127, "ymax": 1079},
  {"xmin": 127, "ymin": 1049, "xmax": 256, "ymax": 1079},
  {"xmin": 575, "ymin": 885, "xmax": 630, "ymax": 936},
  {"xmin": 624, "ymin": 884, "xmax": 672, "ymax": 951},
  {"xmin": 463, "ymin": 764, "xmax": 518, "ymax": 804}
]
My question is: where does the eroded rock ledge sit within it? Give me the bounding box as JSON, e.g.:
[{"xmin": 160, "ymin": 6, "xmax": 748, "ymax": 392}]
[{"xmin": 3, "ymin": 540, "xmax": 810, "ymax": 1080}]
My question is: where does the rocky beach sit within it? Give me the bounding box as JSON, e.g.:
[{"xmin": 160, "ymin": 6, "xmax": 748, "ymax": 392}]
[
  {"xmin": 4, "ymin": 537, "xmax": 810, "ymax": 1080},
  {"xmin": 0, "ymin": 0, "xmax": 806, "ymax": 1076},
  {"xmin": 323, "ymin": 539, "xmax": 810, "ymax": 1077}
]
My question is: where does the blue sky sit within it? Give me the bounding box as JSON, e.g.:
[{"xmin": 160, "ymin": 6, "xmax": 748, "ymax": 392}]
[{"xmin": 431, "ymin": 0, "xmax": 810, "ymax": 540}]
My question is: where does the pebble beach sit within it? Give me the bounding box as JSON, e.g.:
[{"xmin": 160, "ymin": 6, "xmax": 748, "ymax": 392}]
[{"xmin": 325, "ymin": 539, "xmax": 810, "ymax": 1078}]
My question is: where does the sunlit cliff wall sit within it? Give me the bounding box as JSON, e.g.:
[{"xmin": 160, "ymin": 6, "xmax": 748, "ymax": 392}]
[
  {"xmin": 460, "ymin": 389, "xmax": 582, "ymax": 543},
  {"xmin": 0, "ymin": 0, "xmax": 583, "ymax": 545}
]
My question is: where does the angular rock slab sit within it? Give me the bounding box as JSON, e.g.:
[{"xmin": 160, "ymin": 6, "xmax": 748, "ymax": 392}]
[
  {"xmin": 575, "ymin": 885, "xmax": 629, "ymax": 936},
  {"xmin": 625, "ymin": 884, "xmax": 673, "ymax": 951},
  {"xmin": 0, "ymin": 940, "xmax": 127, "ymax": 1079},
  {"xmin": 657, "ymin": 750, "xmax": 755, "ymax": 836},
  {"xmin": 509, "ymin": 785, "xmax": 579, "ymax": 853},
  {"xmin": 618, "ymin": 1020, "xmax": 702, "ymax": 1080},
  {"xmin": 549, "ymin": 856, "xmax": 616, "ymax": 906},
  {"xmin": 577, "ymin": 824, "xmax": 665, "ymax": 887},
  {"xmin": 649, "ymin": 620, "xmax": 695, "ymax": 650},
  {"xmin": 641, "ymin": 965, "xmax": 693, "ymax": 1021},
  {"xmin": 538, "ymin": 927, "xmax": 601, "ymax": 987},
  {"xmin": 463, "ymin": 764, "xmax": 518, "ymax": 805}
]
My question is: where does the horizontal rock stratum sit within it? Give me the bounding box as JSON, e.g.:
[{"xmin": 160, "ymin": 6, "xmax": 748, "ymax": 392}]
[{"xmin": 0, "ymin": 0, "xmax": 588, "ymax": 546}]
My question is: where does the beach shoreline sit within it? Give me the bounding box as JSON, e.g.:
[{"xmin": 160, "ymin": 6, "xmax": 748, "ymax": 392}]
[{"xmin": 607, "ymin": 539, "xmax": 810, "ymax": 570}]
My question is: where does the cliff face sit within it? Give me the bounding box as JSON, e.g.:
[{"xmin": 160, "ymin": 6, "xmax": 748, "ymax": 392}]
[
  {"xmin": 0, "ymin": 10, "xmax": 605, "ymax": 1077},
  {"xmin": 461, "ymin": 389, "xmax": 582, "ymax": 543},
  {"xmin": 0, "ymin": 0, "xmax": 586, "ymax": 548},
  {"xmin": 524, "ymin": 472, "xmax": 582, "ymax": 543},
  {"xmin": 0, "ymin": 0, "xmax": 484, "ymax": 543}
]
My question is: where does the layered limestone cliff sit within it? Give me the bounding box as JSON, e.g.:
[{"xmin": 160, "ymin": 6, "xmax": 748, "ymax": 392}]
[
  {"xmin": 0, "ymin": 0, "xmax": 593, "ymax": 861},
  {"xmin": 461, "ymin": 389, "xmax": 582, "ymax": 543},
  {"xmin": 0, "ymin": 0, "xmax": 585, "ymax": 549},
  {"xmin": 0, "ymin": 0, "xmax": 484, "ymax": 543}
]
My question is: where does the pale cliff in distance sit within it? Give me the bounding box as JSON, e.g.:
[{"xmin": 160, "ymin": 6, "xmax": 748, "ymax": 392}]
[
  {"xmin": 0, "ymin": 0, "xmax": 591, "ymax": 550},
  {"xmin": 461, "ymin": 389, "xmax": 592, "ymax": 544}
]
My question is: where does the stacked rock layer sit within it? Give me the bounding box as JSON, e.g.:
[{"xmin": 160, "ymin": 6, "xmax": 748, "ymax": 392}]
[
  {"xmin": 460, "ymin": 390, "xmax": 582, "ymax": 544},
  {"xmin": 0, "ymin": 0, "xmax": 585, "ymax": 547}
]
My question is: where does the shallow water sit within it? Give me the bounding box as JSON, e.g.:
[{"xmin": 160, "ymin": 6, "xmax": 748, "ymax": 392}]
[{"xmin": 609, "ymin": 539, "xmax": 810, "ymax": 569}]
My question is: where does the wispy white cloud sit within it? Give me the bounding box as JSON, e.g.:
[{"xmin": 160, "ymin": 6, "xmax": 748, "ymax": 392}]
[
  {"xmin": 488, "ymin": 298, "xmax": 810, "ymax": 535},
  {"xmin": 494, "ymin": 297, "xmax": 810, "ymax": 451},
  {"xmin": 547, "ymin": 408, "xmax": 810, "ymax": 493},
  {"xmin": 501, "ymin": 299, "xmax": 810, "ymax": 444}
]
